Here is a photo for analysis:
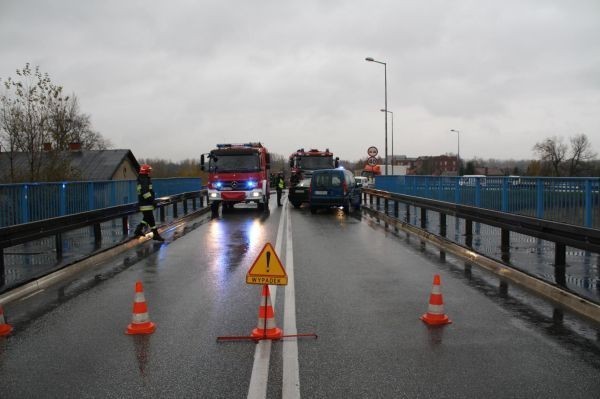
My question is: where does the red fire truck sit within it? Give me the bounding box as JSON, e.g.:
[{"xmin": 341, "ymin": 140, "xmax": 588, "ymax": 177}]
[
  {"xmin": 288, "ymin": 148, "xmax": 339, "ymax": 187},
  {"xmin": 201, "ymin": 143, "xmax": 271, "ymax": 213}
]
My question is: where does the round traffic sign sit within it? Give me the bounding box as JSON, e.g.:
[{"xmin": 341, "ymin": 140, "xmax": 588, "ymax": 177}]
[
  {"xmin": 367, "ymin": 146, "xmax": 378, "ymax": 157},
  {"xmin": 367, "ymin": 156, "xmax": 378, "ymax": 166}
]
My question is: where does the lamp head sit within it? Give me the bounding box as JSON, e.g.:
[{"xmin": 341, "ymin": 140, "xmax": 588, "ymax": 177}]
[{"xmin": 365, "ymin": 57, "xmax": 375, "ymax": 62}]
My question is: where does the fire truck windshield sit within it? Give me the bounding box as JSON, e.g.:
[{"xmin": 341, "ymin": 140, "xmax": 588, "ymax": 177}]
[
  {"xmin": 209, "ymin": 153, "xmax": 260, "ymax": 172},
  {"xmin": 298, "ymin": 156, "xmax": 333, "ymax": 170}
]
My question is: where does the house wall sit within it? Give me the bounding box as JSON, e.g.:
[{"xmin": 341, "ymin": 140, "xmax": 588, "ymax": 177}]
[{"xmin": 111, "ymin": 158, "xmax": 138, "ymax": 180}]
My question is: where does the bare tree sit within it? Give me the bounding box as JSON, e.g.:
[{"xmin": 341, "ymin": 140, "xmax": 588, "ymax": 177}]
[
  {"xmin": 47, "ymin": 94, "xmax": 111, "ymax": 151},
  {"xmin": 568, "ymin": 134, "xmax": 596, "ymax": 176},
  {"xmin": 533, "ymin": 136, "xmax": 567, "ymax": 176},
  {"xmin": 1, "ymin": 63, "xmax": 112, "ymax": 182},
  {"xmin": 0, "ymin": 63, "xmax": 57, "ymax": 180},
  {"xmin": 0, "ymin": 95, "xmax": 23, "ymax": 181}
]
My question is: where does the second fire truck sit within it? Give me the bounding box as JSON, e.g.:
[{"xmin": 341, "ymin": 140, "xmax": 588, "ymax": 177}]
[{"xmin": 288, "ymin": 148, "xmax": 339, "ymax": 187}]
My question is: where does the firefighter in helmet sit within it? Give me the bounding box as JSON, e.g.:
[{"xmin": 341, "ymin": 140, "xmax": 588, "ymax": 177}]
[
  {"xmin": 276, "ymin": 171, "xmax": 285, "ymax": 206},
  {"xmin": 133, "ymin": 164, "xmax": 164, "ymax": 241}
]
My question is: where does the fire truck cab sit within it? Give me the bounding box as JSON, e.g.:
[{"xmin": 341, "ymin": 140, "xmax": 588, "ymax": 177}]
[
  {"xmin": 201, "ymin": 142, "xmax": 271, "ymax": 213},
  {"xmin": 288, "ymin": 148, "xmax": 339, "ymax": 187}
]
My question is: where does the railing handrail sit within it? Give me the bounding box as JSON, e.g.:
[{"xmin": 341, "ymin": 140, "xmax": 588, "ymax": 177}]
[
  {"xmin": 365, "ymin": 188, "xmax": 600, "ymax": 253},
  {"xmin": 0, "ymin": 190, "xmax": 206, "ymax": 249},
  {"xmin": 0, "ymin": 177, "xmax": 202, "ymax": 187}
]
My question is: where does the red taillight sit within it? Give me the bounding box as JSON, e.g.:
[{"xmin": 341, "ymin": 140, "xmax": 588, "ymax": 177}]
[{"xmin": 343, "ymin": 180, "xmax": 348, "ymax": 194}]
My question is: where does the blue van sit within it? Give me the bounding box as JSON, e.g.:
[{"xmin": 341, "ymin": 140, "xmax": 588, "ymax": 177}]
[{"xmin": 309, "ymin": 169, "xmax": 362, "ymax": 214}]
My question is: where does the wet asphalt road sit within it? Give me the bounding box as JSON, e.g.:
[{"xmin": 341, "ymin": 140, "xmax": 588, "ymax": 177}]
[{"xmin": 1, "ymin": 195, "xmax": 600, "ymax": 398}]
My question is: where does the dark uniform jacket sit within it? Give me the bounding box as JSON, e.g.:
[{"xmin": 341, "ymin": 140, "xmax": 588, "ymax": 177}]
[{"xmin": 137, "ymin": 175, "xmax": 155, "ymax": 211}]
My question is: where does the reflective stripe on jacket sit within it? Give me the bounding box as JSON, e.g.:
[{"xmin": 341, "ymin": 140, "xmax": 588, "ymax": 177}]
[{"xmin": 137, "ymin": 175, "xmax": 155, "ymax": 210}]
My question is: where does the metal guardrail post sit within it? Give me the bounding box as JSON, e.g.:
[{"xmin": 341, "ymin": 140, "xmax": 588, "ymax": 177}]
[
  {"xmin": 173, "ymin": 202, "xmax": 178, "ymax": 218},
  {"xmin": 122, "ymin": 216, "xmax": 129, "ymax": 236},
  {"xmin": 55, "ymin": 233, "xmax": 63, "ymax": 260},
  {"xmin": 183, "ymin": 199, "xmax": 188, "ymax": 215},
  {"xmin": 465, "ymin": 219, "xmax": 473, "ymax": 235},
  {"xmin": 159, "ymin": 206, "xmax": 166, "ymax": 223},
  {"xmin": 384, "ymin": 198, "xmax": 389, "ymax": 228},
  {"xmin": 420, "ymin": 207, "xmax": 427, "ymax": 229},
  {"xmin": 555, "ymin": 242, "xmax": 567, "ymax": 286},
  {"xmin": 555, "ymin": 243, "xmax": 566, "ymax": 267},
  {"xmin": 501, "ymin": 229, "xmax": 510, "ymax": 263},
  {"xmin": 192, "ymin": 197, "xmax": 197, "ymax": 211},
  {"xmin": 440, "ymin": 213, "xmax": 446, "ymax": 237},
  {"xmin": 93, "ymin": 223, "xmax": 102, "ymax": 248},
  {"xmin": 465, "ymin": 219, "xmax": 473, "ymax": 248},
  {"xmin": 405, "ymin": 203, "xmax": 410, "ymax": 223}
]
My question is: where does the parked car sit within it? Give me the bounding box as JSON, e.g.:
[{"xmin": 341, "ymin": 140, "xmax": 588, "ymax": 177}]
[
  {"xmin": 289, "ymin": 177, "xmax": 311, "ymax": 208},
  {"xmin": 355, "ymin": 176, "xmax": 372, "ymax": 188},
  {"xmin": 459, "ymin": 175, "xmax": 487, "ymax": 187},
  {"xmin": 309, "ymin": 169, "xmax": 362, "ymax": 214}
]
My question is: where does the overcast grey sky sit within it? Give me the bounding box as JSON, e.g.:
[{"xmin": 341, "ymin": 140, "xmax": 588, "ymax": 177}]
[{"xmin": 1, "ymin": 0, "xmax": 599, "ymax": 162}]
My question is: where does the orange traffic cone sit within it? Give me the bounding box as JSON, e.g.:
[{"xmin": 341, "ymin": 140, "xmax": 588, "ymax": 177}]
[
  {"xmin": 126, "ymin": 281, "xmax": 156, "ymax": 335},
  {"xmin": 251, "ymin": 285, "xmax": 282, "ymax": 340},
  {"xmin": 420, "ymin": 274, "xmax": 452, "ymax": 326},
  {"xmin": 0, "ymin": 305, "xmax": 13, "ymax": 337}
]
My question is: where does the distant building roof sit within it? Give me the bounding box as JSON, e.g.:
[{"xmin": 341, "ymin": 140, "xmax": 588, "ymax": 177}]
[
  {"xmin": 0, "ymin": 149, "xmax": 140, "ymax": 182},
  {"xmin": 68, "ymin": 150, "xmax": 139, "ymax": 180},
  {"xmin": 475, "ymin": 167, "xmax": 504, "ymax": 176}
]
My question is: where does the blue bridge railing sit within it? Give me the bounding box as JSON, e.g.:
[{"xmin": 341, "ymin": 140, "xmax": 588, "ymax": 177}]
[
  {"xmin": 0, "ymin": 178, "xmax": 202, "ymax": 227},
  {"xmin": 375, "ymin": 175, "xmax": 600, "ymax": 229}
]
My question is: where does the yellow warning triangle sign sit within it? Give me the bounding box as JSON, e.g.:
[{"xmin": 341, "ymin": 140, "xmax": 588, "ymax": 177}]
[{"xmin": 246, "ymin": 242, "xmax": 288, "ymax": 285}]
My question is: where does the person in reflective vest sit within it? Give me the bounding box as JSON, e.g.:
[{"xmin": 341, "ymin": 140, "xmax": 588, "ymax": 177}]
[
  {"xmin": 133, "ymin": 164, "xmax": 164, "ymax": 241},
  {"xmin": 276, "ymin": 172, "xmax": 285, "ymax": 206}
]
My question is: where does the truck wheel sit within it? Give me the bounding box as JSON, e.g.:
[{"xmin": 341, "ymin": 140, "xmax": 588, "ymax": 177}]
[
  {"xmin": 210, "ymin": 201, "xmax": 220, "ymax": 215},
  {"xmin": 291, "ymin": 201, "xmax": 301, "ymax": 209}
]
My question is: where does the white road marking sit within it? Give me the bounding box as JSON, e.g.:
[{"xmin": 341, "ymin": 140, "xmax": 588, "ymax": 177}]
[
  {"xmin": 282, "ymin": 203, "xmax": 300, "ymax": 399},
  {"xmin": 247, "ymin": 196, "xmax": 286, "ymax": 399}
]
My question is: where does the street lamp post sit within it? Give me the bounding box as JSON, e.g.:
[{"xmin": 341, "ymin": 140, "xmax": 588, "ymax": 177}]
[
  {"xmin": 380, "ymin": 109, "xmax": 393, "ymax": 175},
  {"xmin": 365, "ymin": 57, "xmax": 388, "ymax": 175},
  {"xmin": 450, "ymin": 129, "xmax": 460, "ymax": 175}
]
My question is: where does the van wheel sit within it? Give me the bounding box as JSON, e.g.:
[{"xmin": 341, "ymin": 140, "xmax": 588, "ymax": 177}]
[
  {"xmin": 291, "ymin": 201, "xmax": 301, "ymax": 209},
  {"xmin": 343, "ymin": 200, "xmax": 350, "ymax": 214},
  {"xmin": 310, "ymin": 207, "xmax": 317, "ymax": 214}
]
